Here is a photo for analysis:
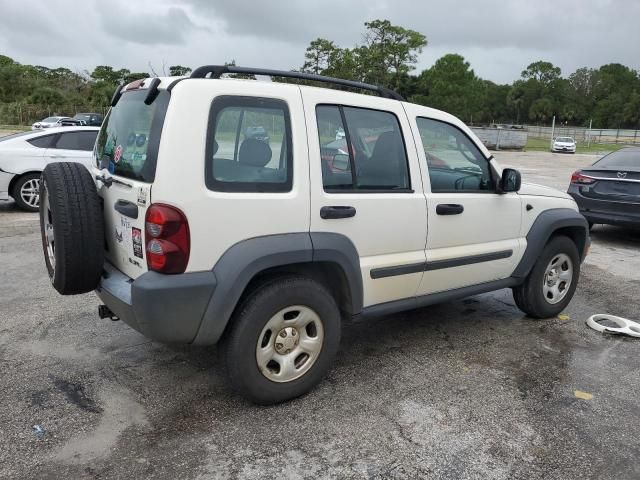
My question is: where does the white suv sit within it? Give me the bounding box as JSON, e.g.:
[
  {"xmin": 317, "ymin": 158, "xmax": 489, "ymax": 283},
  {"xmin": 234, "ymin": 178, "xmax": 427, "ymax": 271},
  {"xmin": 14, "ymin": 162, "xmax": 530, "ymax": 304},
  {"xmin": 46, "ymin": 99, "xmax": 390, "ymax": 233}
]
[{"xmin": 39, "ymin": 66, "xmax": 589, "ymax": 404}]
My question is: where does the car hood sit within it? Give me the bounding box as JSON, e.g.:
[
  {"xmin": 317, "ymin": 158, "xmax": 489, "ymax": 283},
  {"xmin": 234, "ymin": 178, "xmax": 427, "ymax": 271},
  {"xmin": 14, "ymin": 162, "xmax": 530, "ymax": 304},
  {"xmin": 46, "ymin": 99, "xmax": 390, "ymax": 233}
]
[{"xmin": 519, "ymin": 182, "xmax": 573, "ymax": 200}]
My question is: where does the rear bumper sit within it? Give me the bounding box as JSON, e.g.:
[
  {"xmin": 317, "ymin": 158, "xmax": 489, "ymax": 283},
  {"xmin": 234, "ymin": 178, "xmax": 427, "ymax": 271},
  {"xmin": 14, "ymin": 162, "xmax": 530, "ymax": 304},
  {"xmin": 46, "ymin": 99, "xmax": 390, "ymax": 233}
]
[
  {"xmin": 96, "ymin": 261, "xmax": 217, "ymax": 343},
  {"xmin": 568, "ymin": 189, "xmax": 640, "ymax": 227}
]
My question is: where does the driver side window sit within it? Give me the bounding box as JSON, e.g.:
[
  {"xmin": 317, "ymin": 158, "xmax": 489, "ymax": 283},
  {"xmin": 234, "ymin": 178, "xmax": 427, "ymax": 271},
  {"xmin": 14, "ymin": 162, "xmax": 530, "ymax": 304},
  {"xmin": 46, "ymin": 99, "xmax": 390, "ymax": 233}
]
[{"xmin": 416, "ymin": 117, "xmax": 493, "ymax": 193}]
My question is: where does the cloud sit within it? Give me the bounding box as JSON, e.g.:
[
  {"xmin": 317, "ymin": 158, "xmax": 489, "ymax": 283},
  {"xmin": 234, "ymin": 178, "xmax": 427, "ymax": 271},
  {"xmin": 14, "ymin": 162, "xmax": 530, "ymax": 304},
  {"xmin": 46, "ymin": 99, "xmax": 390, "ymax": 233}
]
[
  {"xmin": 97, "ymin": 2, "xmax": 210, "ymax": 46},
  {"xmin": 0, "ymin": 0, "xmax": 638, "ymax": 83}
]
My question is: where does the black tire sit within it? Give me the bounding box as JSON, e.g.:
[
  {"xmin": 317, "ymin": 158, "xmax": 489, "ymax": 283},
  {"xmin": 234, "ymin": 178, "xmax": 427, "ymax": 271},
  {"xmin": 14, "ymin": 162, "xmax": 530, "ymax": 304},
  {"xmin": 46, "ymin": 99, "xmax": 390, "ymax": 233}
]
[
  {"xmin": 512, "ymin": 235, "xmax": 580, "ymax": 319},
  {"xmin": 222, "ymin": 276, "xmax": 341, "ymax": 405},
  {"xmin": 39, "ymin": 162, "xmax": 104, "ymax": 295},
  {"xmin": 12, "ymin": 172, "xmax": 41, "ymax": 212}
]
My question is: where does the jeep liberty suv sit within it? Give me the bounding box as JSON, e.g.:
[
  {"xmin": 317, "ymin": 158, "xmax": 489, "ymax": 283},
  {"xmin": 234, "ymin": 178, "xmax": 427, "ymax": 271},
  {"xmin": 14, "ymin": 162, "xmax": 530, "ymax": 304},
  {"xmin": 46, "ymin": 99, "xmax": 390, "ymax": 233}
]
[{"xmin": 39, "ymin": 66, "xmax": 589, "ymax": 404}]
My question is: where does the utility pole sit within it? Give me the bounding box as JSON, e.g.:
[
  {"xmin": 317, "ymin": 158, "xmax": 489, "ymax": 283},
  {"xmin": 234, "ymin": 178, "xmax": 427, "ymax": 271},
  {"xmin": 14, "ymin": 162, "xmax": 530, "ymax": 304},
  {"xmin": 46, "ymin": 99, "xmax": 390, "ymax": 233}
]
[
  {"xmin": 550, "ymin": 115, "xmax": 556, "ymax": 150},
  {"xmin": 587, "ymin": 119, "xmax": 592, "ymax": 148}
]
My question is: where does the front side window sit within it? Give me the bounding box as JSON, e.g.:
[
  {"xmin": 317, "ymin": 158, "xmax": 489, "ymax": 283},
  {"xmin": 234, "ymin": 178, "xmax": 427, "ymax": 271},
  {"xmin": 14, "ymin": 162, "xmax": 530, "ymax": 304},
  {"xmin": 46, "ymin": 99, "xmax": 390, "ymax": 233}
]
[
  {"xmin": 316, "ymin": 105, "xmax": 410, "ymax": 191},
  {"xmin": 53, "ymin": 131, "xmax": 98, "ymax": 151},
  {"xmin": 206, "ymin": 96, "xmax": 292, "ymax": 193},
  {"xmin": 416, "ymin": 118, "xmax": 494, "ymax": 192}
]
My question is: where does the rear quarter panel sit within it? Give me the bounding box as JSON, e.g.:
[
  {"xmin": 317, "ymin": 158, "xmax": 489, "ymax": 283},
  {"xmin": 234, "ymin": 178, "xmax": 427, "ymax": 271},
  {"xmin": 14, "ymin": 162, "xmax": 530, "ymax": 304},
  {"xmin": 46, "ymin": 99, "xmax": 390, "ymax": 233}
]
[{"xmin": 151, "ymin": 80, "xmax": 311, "ymax": 272}]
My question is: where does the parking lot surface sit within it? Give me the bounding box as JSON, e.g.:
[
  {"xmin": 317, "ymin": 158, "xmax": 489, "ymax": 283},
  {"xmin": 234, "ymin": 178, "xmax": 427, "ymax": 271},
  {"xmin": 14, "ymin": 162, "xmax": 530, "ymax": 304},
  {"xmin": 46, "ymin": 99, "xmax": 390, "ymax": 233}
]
[{"xmin": 1, "ymin": 151, "xmax": 639, "ymax": 479}]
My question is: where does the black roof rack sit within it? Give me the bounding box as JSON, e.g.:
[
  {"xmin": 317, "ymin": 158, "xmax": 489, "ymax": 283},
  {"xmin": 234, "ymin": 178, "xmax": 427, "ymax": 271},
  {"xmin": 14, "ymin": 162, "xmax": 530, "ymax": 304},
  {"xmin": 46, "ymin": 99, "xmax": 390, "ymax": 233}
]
[{"xmin": 189, "ymin": 65, "xmax": 404, "ymax": 101}]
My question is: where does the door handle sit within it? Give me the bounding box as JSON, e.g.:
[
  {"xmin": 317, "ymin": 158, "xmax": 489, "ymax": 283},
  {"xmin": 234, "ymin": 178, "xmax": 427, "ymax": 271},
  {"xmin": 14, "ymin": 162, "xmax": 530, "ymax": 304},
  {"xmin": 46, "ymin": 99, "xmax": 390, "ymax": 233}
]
[
  {"xmin": 114, "ymin": 199, "xmax": 139, "ymax": 219},
  {"xmin": 436, "ymin": 203, "xmax": 464, "ymax": 215},
  {"xmin": 320, "ymin": 205, "xmax": 356, "ymax": 219}
]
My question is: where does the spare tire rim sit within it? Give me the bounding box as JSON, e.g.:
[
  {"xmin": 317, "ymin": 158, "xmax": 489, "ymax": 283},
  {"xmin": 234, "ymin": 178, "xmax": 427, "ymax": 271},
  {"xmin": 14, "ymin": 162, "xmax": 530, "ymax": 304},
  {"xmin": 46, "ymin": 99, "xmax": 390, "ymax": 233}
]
[
  {"xmin": 20, "ymin": 178, "xmax": 40, "ymax": 208},
  {"xmin": 256, "ymin": 305, "xmax": 324, "ymax": 383},
  {"xmin": 542, "ymin": 253, "xmax": 573, "ymax": 304},
  {"xmin": 42, "ymin": 182, "xmax": 55, "ymax": 269}
]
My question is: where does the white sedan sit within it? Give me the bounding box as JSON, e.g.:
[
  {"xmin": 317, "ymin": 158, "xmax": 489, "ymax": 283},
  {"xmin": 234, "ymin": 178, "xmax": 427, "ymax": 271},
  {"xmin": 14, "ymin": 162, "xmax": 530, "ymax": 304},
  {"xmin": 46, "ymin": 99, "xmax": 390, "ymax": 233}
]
[
  {"xmin": 551, "ymin": 136, "xmax": 577, "ymax": 153},
  {"xmin": 0, "ymin": 127, "xmax": 99, "ymax": 211},
  {"xmin": 31, "ymin": 116, "xmax": 74, "ymax": 130}
]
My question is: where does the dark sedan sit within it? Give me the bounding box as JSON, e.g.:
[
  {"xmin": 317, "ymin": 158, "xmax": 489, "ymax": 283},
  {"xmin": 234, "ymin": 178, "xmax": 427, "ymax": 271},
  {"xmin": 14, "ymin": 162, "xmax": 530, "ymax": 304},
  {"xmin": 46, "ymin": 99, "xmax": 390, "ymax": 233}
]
[{"xmin": 568, "ymin": 147, "xmax": 640, "ymax": 228}]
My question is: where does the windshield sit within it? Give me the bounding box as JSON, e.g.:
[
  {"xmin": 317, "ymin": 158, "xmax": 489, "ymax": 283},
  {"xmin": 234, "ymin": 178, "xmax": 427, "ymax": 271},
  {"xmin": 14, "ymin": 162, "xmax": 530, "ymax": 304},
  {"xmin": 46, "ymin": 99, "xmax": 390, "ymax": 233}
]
[
  {"xmin": 95, "ymin": 89, "xmax": 169, "ymax": 182},
  {"xmin": 594, "ymin": 150, "xmax": 640, "ymax": 169},
  {"xmin": 556, "ymin": 137, "xmax": 574, "ymax": 142},
  {"xmin": 42, "ymin": 117, "xmax": 62, "ymax": 123}
]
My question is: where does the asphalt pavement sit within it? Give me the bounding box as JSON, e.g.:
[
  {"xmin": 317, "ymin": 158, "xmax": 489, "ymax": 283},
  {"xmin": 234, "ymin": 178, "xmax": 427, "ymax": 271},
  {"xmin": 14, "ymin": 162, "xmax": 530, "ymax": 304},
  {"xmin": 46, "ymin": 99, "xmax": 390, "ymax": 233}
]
[{"xmin": 1, "ymin": 151, "xmax": 639, "ymax": 479}]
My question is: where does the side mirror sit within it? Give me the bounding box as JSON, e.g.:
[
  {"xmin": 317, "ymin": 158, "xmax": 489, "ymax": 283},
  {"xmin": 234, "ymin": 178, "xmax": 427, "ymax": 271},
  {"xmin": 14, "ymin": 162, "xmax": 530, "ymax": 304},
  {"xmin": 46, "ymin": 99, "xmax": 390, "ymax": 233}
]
[
  {"xmin": 498, "ymin": 168, "xmax": 521, "ymax": 193},
  {"xmin": 332, "ymin": 153, "xmax": 350, "ymax": 171}
]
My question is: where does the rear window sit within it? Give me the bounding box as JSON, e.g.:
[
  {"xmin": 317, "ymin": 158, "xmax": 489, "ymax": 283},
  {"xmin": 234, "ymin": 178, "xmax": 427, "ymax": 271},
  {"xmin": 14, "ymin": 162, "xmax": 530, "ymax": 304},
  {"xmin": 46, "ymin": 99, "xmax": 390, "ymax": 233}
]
[
  {"xmin": 0, "ymin": 131, "xmax": 34, "ymax": 143},
  {"xmin": 95, "ymin": 89, "xmax": 169, "ymax": 182},
  {"xmin": 594, "ymin": 150, "xmax": 640, "ymax": 169}
]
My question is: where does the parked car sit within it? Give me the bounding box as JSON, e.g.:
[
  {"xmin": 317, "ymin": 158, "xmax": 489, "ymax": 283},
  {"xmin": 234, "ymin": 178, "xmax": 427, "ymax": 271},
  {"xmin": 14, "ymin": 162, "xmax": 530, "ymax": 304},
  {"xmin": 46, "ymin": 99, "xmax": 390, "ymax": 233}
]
[
  {"xmin": 72, "ymin": 113, "xmax": 105, "ymax": 127},
  {"xmin": 568, "ymin": 147, "xmax": 640, "ymax": 228},
  {"xmin": 245, "ymin": 126, "xmax": 269, "ymax": 143},
  {"xmin": 31, "ymin": 116, "xmax": 73, "ymax": 130},
  {"xmin": 0, "ymin": 127, "xmax": 99, "ymax": 211},
  {"xmin": 552, "ymin": 136, "xmax": 577, "ymax": 153},
  {"xmin": 38, "ymin": 67, "xmax": 589, "ymax": 404}
]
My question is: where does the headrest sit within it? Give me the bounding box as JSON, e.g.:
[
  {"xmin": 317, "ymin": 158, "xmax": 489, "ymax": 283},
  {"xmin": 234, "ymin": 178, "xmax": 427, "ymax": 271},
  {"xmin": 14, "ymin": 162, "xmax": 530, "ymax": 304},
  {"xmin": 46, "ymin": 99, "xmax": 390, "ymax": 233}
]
[{"xmin": 238, "ymin": 138, "xmax": 272, "ymax": 167}]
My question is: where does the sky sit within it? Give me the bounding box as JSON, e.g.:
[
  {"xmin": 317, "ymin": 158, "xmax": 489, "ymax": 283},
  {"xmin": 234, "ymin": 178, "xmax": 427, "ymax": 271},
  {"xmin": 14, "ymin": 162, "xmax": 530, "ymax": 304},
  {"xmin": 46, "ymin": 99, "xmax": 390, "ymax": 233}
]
[{"xmin": 0, "ymin": 0, "xmax": 639, "ymax": 84}]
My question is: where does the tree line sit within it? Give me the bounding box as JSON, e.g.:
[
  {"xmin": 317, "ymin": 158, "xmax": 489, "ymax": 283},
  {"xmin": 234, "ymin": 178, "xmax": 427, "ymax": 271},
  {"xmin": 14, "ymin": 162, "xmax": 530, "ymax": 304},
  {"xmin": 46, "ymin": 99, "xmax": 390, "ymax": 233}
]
[{"xmin": 1, "ymin": 19, "xmax": 639, "ymax": 128}]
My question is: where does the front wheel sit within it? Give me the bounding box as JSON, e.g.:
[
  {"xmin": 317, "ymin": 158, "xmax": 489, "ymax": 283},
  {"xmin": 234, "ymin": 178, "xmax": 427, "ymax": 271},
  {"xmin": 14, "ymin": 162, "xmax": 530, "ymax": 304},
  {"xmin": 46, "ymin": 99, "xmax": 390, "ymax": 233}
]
[
  {"xmin": 222, "ymin": 276, "xmax": 341, "ymax": 405},
  {"xmin": 513, "ymin": 235, "xmax": 580, "ymax": 318}
]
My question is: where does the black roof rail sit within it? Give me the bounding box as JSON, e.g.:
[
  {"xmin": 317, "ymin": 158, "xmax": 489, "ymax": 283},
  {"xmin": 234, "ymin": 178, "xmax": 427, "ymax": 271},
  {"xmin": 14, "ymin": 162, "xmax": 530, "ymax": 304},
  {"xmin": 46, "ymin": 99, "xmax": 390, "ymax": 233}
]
[{"xmin": 189, "ymin": 65, "xmax": 404, "ymax": 101}]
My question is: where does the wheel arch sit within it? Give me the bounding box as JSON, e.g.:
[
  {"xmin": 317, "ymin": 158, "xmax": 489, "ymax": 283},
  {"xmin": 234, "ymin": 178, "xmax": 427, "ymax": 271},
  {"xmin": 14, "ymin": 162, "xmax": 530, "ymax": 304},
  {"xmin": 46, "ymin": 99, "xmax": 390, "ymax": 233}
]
[
  {"xmin": 512, "ymin": 208, "xmax": 589, "ymax": 279},
  {"xmin": 192, "ymin": 232, "xmax": 362, "ymax": 345},
  {"xmin": 9, "ymin": 170, "xmax": 42, "ymax": 197}
]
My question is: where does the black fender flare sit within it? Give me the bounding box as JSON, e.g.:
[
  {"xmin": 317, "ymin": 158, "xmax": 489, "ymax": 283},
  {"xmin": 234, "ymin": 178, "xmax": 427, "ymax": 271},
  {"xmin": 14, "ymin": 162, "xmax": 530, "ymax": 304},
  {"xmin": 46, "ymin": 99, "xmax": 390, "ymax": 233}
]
[
  {"xmin": 512, "ymin": 208, "xmax": 589, "ymax": 278},
  {"xmin": 192, "ymin": 232, "xmax": 362, "ymax": 345}
]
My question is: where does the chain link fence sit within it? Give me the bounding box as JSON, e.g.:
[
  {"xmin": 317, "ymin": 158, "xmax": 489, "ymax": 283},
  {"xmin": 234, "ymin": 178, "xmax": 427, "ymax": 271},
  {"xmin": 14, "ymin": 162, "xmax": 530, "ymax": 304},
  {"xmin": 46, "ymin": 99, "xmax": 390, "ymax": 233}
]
[{"xmin": 526, "ymin": 125, "xmax": 640, "ymax": 145}]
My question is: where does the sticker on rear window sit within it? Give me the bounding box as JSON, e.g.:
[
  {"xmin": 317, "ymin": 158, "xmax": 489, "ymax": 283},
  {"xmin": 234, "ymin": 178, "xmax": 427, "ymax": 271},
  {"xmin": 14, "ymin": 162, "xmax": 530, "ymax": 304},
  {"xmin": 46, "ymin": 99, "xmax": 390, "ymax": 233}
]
[
  {"xmin": 114, "ymin": 144, "xmax": 123, "ymax": 164},
  {"xmin": 132, "ymin": 227, "xmax": 143, "ymax": 259}
]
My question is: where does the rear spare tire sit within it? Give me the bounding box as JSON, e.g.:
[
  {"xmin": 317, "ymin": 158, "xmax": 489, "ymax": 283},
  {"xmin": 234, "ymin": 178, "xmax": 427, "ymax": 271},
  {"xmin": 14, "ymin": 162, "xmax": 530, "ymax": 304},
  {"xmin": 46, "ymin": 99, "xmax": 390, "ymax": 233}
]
[{"xmin": 39, "ymin": 162, "xmax": 104, "ymax": 295}]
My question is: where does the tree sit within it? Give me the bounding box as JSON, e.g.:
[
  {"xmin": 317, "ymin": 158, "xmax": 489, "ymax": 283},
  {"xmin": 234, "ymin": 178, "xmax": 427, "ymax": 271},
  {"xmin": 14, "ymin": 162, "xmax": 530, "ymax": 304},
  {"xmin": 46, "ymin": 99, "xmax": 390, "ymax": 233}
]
[
  {"xmin": 302, "ymin": 39, "xmax": 338, "ymax": 75},
  {"xmin": 357, "ymin": 19, "xmax": 427, "ymax": 89},
  {"xmin": 169, "ymin": 65, "xmax": 192, "ymax": 76},
  {"xmin": 412, "ymin": 54, "xmax": 485, "ymax": 122},
  {"xmin": 521, "ymin": 61, "xmax": 561, "ymax": 86}
]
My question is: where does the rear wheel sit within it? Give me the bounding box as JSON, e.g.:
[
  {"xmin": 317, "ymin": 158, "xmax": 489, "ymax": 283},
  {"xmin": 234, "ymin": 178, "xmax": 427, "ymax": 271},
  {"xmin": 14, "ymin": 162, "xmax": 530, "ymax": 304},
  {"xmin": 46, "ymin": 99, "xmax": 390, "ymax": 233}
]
[
  {"xmin": 222, "ymin": 276, "xmax": 341, "ymax": 405},
  {"xmin": 12, "ymin": 173, "xmax": 41, "ymax": 212},
  {"xmin": 513, "ymin": 235, "xmax": 580, "ymax": 318},
  {"xmin": 39, "ymin": 162, "xmax": 104, "ymax": 295}
]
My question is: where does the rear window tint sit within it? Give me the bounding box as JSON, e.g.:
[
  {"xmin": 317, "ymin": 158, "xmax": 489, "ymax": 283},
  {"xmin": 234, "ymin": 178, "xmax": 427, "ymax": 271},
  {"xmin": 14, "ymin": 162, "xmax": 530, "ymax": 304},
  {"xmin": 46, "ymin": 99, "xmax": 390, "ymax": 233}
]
[
  {"xmin": 53, "ymin": 131, "xmax": 98, "ymax": 151},
  {"xmin": 95, "ymin": 89, "xmax": 169, "ymax": 182}
]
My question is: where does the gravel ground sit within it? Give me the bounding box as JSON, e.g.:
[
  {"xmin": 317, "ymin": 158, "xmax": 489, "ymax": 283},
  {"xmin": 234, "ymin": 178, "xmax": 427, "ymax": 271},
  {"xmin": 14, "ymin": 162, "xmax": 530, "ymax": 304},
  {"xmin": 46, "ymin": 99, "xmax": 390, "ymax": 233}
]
[{"xmin": 1, "ymin": 151, "xmax": 639, "ymax": 479}]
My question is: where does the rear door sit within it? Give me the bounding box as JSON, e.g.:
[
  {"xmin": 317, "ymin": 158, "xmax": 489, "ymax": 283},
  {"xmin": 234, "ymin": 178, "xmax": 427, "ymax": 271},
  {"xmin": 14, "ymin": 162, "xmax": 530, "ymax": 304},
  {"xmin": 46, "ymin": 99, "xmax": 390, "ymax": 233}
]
[
  {"xmin": 303, "ymin": 89, "xmax": 428, "ymax": 307},
  {"xmin": 95, "ymin": 87, "xmax": 170, "ymax": 279}
]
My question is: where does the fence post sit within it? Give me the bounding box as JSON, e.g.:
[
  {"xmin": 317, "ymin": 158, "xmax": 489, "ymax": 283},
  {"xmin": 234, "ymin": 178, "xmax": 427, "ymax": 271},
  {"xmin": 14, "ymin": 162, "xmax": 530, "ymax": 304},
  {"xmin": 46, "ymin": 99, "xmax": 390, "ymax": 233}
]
[{"xmin": 635, "ymin": 129, "xmax": 638, "ymax": 145}]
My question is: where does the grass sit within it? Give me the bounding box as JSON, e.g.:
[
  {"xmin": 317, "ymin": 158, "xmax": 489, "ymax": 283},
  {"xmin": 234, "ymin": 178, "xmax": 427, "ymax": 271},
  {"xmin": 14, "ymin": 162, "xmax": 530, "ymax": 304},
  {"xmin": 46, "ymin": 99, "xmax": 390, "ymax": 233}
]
[{"xmin": 525, "ymin": 137, "xmax": 628, "ymax": 154}]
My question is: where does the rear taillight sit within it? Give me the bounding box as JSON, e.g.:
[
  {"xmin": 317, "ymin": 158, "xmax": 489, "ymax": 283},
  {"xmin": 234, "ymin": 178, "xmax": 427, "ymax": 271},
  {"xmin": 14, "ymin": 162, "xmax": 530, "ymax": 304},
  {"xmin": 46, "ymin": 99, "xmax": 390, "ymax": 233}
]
[
  {"xmin": 570, "ymin": 171, "xmax": 595, "ymax": 185},
  {"xmin": 145, "ymin": 204, "xmax": 190, "ymax": 274}
]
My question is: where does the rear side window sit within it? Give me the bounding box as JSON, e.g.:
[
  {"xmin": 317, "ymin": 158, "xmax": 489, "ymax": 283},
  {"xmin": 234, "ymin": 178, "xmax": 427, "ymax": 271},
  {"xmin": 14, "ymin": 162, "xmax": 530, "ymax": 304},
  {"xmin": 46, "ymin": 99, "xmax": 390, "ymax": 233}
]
[
  {"xmin": 95, "ymin": 89, "xmax": 169, "ymax": 182},
  {"xmin": 27, "ymin": 134, "xmax": 56, "ymax": 148},
  {"xmin": 53, "ymin": 131, "xmax": 98, "ymax": 151},
  {"xmin": 316, "ymin": 105, "xmax": 410, "ymax": 192},
  {"xmin": 206, "ymin": 96, "xmax": 292, "ymax": 193}
]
